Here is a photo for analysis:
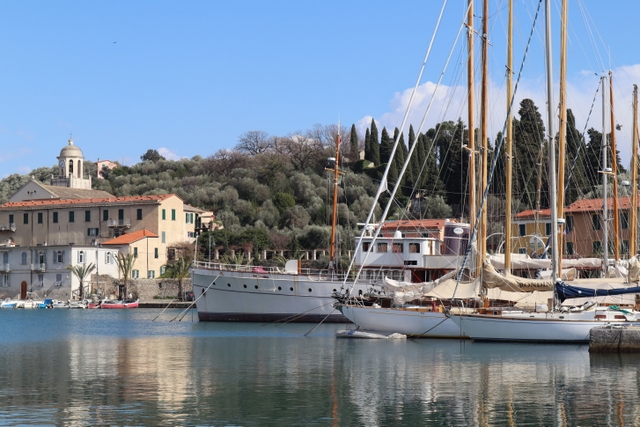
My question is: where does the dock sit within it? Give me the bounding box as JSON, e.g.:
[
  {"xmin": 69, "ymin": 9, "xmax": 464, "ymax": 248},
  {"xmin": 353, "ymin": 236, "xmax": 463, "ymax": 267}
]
[{"xmin": 589, "ymin": 325, "xmax": 640, "ymax": 353}]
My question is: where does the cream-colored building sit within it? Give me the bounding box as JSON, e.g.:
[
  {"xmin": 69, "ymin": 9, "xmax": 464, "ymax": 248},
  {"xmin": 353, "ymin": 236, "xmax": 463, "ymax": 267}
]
[{"xmin": 0, "ymin": 138, "xmax": 211, "ymax": 298}]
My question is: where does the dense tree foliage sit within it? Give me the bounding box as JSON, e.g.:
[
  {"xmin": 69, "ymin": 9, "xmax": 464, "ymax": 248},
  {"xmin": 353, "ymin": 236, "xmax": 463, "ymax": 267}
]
[{"xmin": 1, "ymin": 100, "xmax": 624, "ymax": 262}]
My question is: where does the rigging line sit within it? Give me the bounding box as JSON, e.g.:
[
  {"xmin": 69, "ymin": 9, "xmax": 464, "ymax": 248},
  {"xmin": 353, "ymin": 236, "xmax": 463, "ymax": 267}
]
[
  {"xmin": 303, "ymin": 308, "xmax": 337, "ymax": 337},
  {"xmin": 265, "ymin": 300, "xmax": 336, "ymax": 326},
  {"xmin": 564, "ymin": 81, "xmax": 601, "ymax": 197},
  {"xmin": 575, "ymin": 0, "xmax": 606, "ymax": 74},
  {"xmin": 347, "ymin": 5, "xmax": 470, "ymax": 293},
  {"xmin": 342, "ymin": 0, "xmax": 455, "ymax": 291},
  {"xmin": 152, "ymin": 298, "xmax": 177, "ymax": 321},
  {"xmin": 171, "ymin": 273, "xmax": 220, "ymax": 322},
  {"xmin": 452, "ymin": 0, "xmax": 543, "ymax": 301}
]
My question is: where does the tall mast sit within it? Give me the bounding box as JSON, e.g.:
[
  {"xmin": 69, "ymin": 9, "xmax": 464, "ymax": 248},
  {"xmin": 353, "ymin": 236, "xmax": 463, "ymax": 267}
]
[
  {"xmin": 631, "ymin": 85, "xmax": 639, "ymax": 256},
  {"xmin": 609, "ymin": 71, "xmax": 620, "ymax": 261},
  {"xmin": 544, "ymin": 0, "xmax": 559, "ymax": 282},
  {"xmin": 504, "ymin": 0, "xmax": 513, "ymax": 272},
  {"xmin": 557, "ymin": 0, "xmax": 567, "ymax": 273},
  {"xmin": 467, "ymin": 0, "xmax": 477, "ymax": 272},
  {"xmin": 480, "ymin": 0, "xmax": 489, "ymax": 262},
  {"xmin": 329, "ymin": 124, "xmax": 342, "ymax": 268},
  {"xmin": 602, "ymin": 76, "xmax": 609, "ymax": 274}
]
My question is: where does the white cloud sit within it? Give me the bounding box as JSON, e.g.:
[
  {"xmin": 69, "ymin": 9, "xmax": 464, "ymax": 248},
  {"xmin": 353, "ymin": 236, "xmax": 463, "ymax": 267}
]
[
  {"xmin": 361, "ymin": 63, "xmax": 640, "ymax": 167},
  {"xmin": 158, "ymin": 147, "xmax": 181, "ymax": 161}
]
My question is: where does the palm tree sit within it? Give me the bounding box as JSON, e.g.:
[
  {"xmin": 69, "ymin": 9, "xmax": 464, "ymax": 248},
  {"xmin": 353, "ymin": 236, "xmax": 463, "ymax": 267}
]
[
  {"xmin": 66, "ymin": 263, "xmax": 96, "ymax": 300},
  {"xmin": 116, "ymin": 253, "xmax": 136, "ymax": 300},
  {"xmin": 162, "ymin": 256, "xmax": 192, "ymax": 300}
]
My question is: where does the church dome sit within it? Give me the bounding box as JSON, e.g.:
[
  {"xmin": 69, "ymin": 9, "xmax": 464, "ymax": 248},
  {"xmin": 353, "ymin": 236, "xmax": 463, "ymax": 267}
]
[{"xmin": 59, "ymin": 137, "xmax": 84, "ymax": 158}]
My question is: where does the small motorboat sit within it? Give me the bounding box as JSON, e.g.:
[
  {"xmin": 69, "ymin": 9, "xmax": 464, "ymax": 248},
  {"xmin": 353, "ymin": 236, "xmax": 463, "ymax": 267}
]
[
  {"xmin": 100, "ymin": 299, "xmax": 139, "ymax": 309},
  {"xmin": 0, "ymin": 298, "xmax": 17, "ymax": 309}
]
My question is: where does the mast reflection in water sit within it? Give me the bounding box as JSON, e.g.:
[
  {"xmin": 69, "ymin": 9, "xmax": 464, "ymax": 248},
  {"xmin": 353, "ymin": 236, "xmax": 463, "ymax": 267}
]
[{"xmin": 0, "ymin": 309, "xmax": 637, "ymax": 426}]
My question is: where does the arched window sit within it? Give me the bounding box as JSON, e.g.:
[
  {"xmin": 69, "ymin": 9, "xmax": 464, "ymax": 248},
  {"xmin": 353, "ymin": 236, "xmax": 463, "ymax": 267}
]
[
  {"xmin": 78, "ymin": 251, "xmax": 85, "ymax": 263},
  {"xmin": 38, "ymin": 251, "xmax": 45, "ymax": 264},
  {"xmin": 69, "ymin": 160, "xmax": 74, "ymax": 175}
]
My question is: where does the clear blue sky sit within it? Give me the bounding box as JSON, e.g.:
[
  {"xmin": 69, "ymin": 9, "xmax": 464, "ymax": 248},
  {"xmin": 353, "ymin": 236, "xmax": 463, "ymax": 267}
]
[{"xmin": 0, "ymin": 0, "xmax": 637, "ymax": 178}]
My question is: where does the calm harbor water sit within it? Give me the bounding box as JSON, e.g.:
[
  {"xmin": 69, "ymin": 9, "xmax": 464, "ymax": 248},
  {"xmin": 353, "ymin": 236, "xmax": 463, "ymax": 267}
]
[{"xmin": 0, "ymin": 309, "xmax": 638, "ymax": 426}]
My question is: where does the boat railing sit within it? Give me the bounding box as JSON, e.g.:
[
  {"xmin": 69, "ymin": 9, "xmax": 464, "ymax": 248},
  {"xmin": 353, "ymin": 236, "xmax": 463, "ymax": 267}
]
[{"xmin": 192, "ymin": 261, "xmax": 350, "ymax": 280}]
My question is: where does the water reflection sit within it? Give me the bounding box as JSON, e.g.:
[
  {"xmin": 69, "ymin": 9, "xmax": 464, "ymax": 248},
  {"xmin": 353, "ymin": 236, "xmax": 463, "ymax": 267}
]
[{"xmin": 0, "ymin": 310, "xmax": 638, "ymax": 426}]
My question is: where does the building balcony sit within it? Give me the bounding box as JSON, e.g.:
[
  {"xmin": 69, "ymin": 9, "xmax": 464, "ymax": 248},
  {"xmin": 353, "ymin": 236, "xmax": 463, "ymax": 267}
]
[
  {"xmin": 0, "ymin": 223, "xmax": 15, "ymax": 232},
  {"xmin": 107, "ymin": 219, "xmax": 131, "ymax": 228},
  {"xmin": 0, "ymin": 263, "xmax": 9, "ymax": 272},
  {"xmin": 31, "ymin": 263, "xmax": 46, "ymax": 272}
]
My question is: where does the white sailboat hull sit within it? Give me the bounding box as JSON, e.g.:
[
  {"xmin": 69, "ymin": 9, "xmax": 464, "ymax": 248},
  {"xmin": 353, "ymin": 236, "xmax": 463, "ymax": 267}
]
[
  {"xmin": 337, "ymin": 304, "xmax": 464, "ymax": 338},
  {"xmin": 192, "ymin": 265, "xmax": 372, "ymax": 323},
  {"xmin": 450, "ymin": 312, "xmax": 639, "ymax": 343}
]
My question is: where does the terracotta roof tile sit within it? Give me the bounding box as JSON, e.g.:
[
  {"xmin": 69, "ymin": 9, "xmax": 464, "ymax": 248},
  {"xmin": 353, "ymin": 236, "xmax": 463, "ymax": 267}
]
[
  {"xmin": 1, "ymin": 194, "xmax": 175, "ymax": 210},
  {"xmin": 102, "ymin": 229, "xmax": 159, "ymax": 245}
]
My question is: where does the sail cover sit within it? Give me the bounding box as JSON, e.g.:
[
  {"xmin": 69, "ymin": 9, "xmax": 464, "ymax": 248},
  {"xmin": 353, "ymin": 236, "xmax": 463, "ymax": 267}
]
[
  {"xmin": 555, "ymin": 281, "xmax": 640, "ymax": 303},
  {"xmin": 483, "ymin": 262, "xmax": 554, "ymax": 292}
]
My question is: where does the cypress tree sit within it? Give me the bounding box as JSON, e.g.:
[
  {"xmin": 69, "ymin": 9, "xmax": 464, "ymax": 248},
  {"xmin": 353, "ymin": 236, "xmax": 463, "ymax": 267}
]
[
  {"xmin": 564, "ymin": 109, "xmax": 588, "ymax": 204},
  {"xmin": 405, "ymin": 125, "xmax": 418, "ymax": 194},
  {"xmin": 349, "ymin": 124, "xmax": 359, "ymax": 162},
  {"xmin": 394, "ymin": 128, "xmax": 408, "ymax": 189},
  {"xmin": 364, "ymin": 128, "xmax": 372, "ymax": 163},
  {"xmin": 514, "ymin": 99, "xmax": 546, "ymax": 209},
  {"xmin": 370, "ymin": 119, "xmax": 380, "ymax": 166}
]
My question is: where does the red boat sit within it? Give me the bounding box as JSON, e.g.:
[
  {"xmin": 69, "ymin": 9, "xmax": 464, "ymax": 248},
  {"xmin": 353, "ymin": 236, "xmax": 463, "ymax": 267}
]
[{"xmin": 100, "ymin": 299, "xmax": 139, "ymax": 309}]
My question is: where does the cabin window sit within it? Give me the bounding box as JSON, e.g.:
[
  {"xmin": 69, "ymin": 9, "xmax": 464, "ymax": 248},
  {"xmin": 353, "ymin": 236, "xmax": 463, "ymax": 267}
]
[
  {"xmin": 393, "ymin": 243, "xmax": 403, "ymax": 253},
  {"xmin": 408, "ymin": 243, "xmax": 420, "ymax": 253},
  {"xmin": 377, "ymin": 242, "xmax": 388, "ymax": 253},
  {"xmin": 518, "ymin": 247, "xmax": 527, "ymax": 254},
  {"xmin": 592, "ymin": 215, "xmax": 601, "ymax": 231},
  {"xmin": 621, "ymin": 212, "xmax": 629, "ymax": 230},
  {"xmin": 362, "ymin": 242, "xmax": 370, "ymax": 252},
  {"xmin": 545, "ymin": 223, "xmax": 551, "ymax": 236},
  {"xmin": 518, "ymin": 224, "xmax": 526, "ymax": 236}
]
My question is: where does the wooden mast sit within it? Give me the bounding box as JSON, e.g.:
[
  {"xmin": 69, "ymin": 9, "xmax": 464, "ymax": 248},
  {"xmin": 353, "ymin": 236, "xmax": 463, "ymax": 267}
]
[
  {"xmin": 609, "ymin": 71, "xmax": 620, "ymax": 261},
  {"xmin": 328, "ymin": 124, "xmax": 342, "ymax": 268},
  {"xmin": 557, "ymin": 0, "xmax": 567, "ymax": 273},
  {"xmin": 631, "ymin": 85, "xmax": 639, "ymax": 256},
  {"xmin": 480, "ymin": 0, "xmax": 489, "ymax": 263},
  {"xmin": 467, "ymin": 0, "xmax": 477, "ymax": 272},
  {"xmin": 504, "ymin": 0, "xmax": 513, "ymax": 272}
]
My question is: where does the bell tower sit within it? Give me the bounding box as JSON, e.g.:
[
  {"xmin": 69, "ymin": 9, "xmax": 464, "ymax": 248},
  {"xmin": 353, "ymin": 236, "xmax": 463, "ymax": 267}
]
[{"xmin": 51, "ymin": 136, "xmax": 92, "ymax": 189}]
